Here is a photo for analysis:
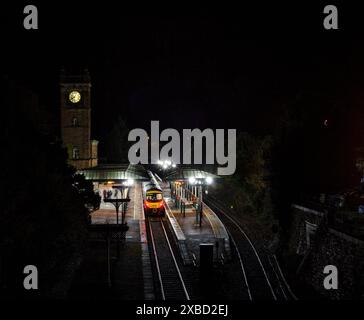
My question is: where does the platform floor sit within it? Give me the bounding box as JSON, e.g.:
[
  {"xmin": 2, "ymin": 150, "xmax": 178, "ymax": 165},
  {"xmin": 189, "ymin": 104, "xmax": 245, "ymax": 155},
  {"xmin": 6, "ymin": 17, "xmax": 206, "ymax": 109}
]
[
  {"xmin": 69, "ymin": 181, "xmax": 228, "ymax": 300},
  {"xmin": 163, "ymin": 185, "xmax": 221, "ymax": 263},
  {"xmin": 69, "ymin": 183, "xmax": 153, "ymax": 300}
]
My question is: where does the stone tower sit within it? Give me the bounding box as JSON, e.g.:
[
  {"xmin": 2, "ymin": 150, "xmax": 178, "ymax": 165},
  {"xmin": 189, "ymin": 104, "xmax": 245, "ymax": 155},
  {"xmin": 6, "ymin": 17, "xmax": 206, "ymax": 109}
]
[{"xmin": 60, "ymin": 69, "xmax": 98, "ymax": 169}]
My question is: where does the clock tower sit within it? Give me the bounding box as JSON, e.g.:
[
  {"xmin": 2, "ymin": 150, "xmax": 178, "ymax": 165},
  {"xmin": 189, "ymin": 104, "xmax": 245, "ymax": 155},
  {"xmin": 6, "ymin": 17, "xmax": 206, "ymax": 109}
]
[{"xmin": 60, "ymin": 69, "xmax": 98, "ymax": 169}]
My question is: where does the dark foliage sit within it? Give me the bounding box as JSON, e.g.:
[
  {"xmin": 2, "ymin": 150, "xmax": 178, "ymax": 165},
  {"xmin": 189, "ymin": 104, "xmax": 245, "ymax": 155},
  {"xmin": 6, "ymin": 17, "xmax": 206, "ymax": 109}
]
[
  {"xmin": 212, "ymin": 132, "xmax": 274, "ymax": 222},
  {"xmin": 271, "ymin": 93, "xmax": 360, "ymax": 230},
  {"xmin": 0, "ymin": 78, "xmax": 92, "ymax": 298}
]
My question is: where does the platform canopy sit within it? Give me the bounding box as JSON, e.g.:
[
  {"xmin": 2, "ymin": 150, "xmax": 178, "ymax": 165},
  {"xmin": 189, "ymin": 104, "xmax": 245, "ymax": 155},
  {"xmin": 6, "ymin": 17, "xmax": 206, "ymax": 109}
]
[
  {"xmin": 164, "ymin": 167, "xmax": 220, "ymax": 181},
  {"xmin": 78, "ymin": 164, "xmax": 149, "ymax": 181}
]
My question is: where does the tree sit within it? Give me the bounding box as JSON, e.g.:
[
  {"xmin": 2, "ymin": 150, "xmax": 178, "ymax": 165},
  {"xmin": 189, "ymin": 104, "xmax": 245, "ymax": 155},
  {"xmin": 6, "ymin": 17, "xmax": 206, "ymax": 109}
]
[
  {"xmin": 270, "ymin": 92, "xmax": 360, "ymax": 245},
  {"xmin": 213, "ymin": 132, "xmax": 274, "ymax": 221},
  {"xmin": 73, "ymin": 173, "xmax": 101, "ymax": 210},
  {"xmin": 0, "ymin": 78, "xmax": 91, "ymax": 298}
]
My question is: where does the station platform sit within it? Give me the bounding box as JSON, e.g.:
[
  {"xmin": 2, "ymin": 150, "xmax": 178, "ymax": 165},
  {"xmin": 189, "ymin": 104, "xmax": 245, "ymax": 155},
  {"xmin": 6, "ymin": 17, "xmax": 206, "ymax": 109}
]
[
  {"xmin": 162, "ymin": 183, "xmax": 231, "ymax": 265},
  {"xmin": 69, "ymin": 183, "xmax": 154, "ymax": 300},
  {"xmin": 70, "ymin": 179, "xmax": 230, "ymax": 300}
]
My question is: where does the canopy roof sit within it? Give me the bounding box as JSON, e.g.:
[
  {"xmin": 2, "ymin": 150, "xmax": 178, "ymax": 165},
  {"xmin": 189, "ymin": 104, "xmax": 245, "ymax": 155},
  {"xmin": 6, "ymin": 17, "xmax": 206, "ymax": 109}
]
[
  {"xmin": 164, "ymin": 167, "xmax": 220, "ymax": 181},
  {"xmin": 78, "ymin": 164, "xmax": 149, "ymax": 181}
]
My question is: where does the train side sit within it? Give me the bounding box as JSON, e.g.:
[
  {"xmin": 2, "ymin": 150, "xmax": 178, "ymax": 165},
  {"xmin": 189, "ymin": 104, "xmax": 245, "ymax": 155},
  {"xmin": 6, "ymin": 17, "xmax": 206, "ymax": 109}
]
[{"xmin": 143, "ymin": 171, "xmax": 165, "ymax": 216}]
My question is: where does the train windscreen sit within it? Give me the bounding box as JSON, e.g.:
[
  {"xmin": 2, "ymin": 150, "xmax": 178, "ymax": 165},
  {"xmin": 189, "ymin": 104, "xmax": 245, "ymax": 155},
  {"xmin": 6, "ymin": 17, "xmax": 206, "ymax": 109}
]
[{"xmin": 146, "ymin": 193, "xmax": 163, "ymax": 201}]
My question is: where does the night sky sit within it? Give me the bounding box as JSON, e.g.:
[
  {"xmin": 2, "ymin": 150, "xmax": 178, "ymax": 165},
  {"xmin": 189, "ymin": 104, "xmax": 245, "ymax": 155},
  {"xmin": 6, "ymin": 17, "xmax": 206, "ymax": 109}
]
[{"xmin": 2, "ymin": 3, "xmax": 364, "ymax": 141}]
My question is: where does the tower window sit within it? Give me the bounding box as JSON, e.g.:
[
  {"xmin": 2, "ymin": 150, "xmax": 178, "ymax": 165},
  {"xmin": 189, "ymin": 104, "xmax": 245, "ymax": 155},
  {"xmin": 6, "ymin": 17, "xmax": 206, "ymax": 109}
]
[
  {"xmin": 72, "ymin": 117, "xmax": 78, "ymax": 127},
  {"xmin": 72, "ymin": 147, "xmax": 80, "ymax": 159}
]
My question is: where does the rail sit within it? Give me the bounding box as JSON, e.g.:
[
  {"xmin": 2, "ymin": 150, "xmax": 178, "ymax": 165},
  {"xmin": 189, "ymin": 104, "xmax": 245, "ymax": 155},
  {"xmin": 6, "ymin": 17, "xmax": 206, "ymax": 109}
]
[{"xmin": 148, "ymin": 217, "xmax": 190, "ymax": 300}]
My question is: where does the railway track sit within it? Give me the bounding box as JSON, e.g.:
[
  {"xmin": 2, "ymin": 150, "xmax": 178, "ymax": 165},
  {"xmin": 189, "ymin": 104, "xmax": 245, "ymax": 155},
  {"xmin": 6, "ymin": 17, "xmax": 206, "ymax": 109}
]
[
  {"xmin": 205, "ymin": 195, "xmax": 295, "ymax": 300},
  {"xmin": 147, "ymin": 217, "xmax": 190, "ymax": 300}
]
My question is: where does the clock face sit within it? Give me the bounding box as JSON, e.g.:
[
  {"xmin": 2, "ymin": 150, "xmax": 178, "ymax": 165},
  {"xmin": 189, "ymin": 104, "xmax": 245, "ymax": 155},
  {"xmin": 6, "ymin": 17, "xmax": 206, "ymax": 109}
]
[{"xmin": 69, "ymin": 91, "xmax": 81, "ymax": 104}]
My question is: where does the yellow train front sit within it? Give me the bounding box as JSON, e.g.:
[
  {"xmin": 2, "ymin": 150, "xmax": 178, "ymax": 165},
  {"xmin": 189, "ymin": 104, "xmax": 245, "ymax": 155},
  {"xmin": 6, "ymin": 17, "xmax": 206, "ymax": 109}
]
[{"xmin": 143, "ymin": 173, "xmax": 165, "ymax": 216}]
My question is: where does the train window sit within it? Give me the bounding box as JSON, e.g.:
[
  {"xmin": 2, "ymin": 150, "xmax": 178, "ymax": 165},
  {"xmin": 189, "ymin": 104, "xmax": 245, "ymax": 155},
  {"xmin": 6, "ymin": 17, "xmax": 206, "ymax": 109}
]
[{"xmin": 146, "ymin": 193, "xmax": 163, "ymax": 201}]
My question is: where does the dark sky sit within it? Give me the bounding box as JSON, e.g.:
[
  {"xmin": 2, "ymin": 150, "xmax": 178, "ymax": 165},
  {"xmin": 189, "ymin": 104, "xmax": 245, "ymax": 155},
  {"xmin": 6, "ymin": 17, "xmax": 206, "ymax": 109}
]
[{"xmin": 2, "ymin": 3, "xmax": 364, "ymax": 140}]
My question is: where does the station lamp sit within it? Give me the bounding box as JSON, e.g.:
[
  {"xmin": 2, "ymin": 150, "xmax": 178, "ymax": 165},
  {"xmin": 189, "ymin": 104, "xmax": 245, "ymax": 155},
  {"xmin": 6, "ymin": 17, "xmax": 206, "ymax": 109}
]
[
  {"xmin": 123, "ymin": 179, "xmax": 134, "ymax": 187},
  {"xmin": 189, "ymin": 177, "xmax": 196, "ymax": 185},
  {"xmin": 158, "ymin": 159, "xmax": 177, "ymax": 170},
  {"xmin": 205, "ymin": 176, "xmax": 213, "ymax": 185}
]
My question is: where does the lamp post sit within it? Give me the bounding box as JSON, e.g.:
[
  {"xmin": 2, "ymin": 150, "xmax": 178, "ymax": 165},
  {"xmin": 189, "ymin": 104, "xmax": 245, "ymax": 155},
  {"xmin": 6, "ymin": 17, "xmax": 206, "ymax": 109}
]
[
  {"xmin": 199, "ymin": 184, "xmax": 203, "ymax": 228},
  {"xmin": 89, "ymin": 179, "xmax": 133, "ymax": 288},
  {"xmin": 104, "ymin": 179, "xmax": 133, "ymax": 261}
]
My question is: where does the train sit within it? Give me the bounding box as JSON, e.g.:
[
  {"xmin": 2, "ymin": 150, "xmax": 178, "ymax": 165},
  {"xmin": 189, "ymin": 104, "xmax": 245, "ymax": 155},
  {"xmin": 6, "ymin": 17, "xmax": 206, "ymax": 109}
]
[{"xmin": 143, "ymin": 171, "xmax": 166, "ymax": 216}]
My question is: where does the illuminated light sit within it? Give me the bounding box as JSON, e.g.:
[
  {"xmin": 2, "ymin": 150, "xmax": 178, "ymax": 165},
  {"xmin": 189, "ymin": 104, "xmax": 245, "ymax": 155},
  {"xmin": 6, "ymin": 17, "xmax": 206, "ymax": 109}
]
[
  {"xmin": 123, "ymin": 179, "xmax": 134, "ymax": 186},
  {"xmin": 107, "ymin": 181, "xmax": 114, "ymax": 185},
  {"xmin": 172, "ymin": 163, "xmax": 176, "ymax": 168},
  {"xmin": 324, "ymin": 119, "xmax": 329, "ymax": 127},
  {"xmin": 165, "ymin": 160, "xmax": 172, "ymax": 166},
  {"xmin": 163, "ymin": 164, "xmax": 168, "ymax": 169},
  {"xmin": 205, "ymin": 176, "xmax": 213, "ymax": 185},
  {"xmin": 144, "ymin": 201, "xmax": 164, "ymax": 209},
  {"xmin": 157, "ymin": 160, "xmax": 163, "ymax": 165},
  {"xmin": 189, "ymin": 177, "xmax": 196, "ymax": 184}
]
